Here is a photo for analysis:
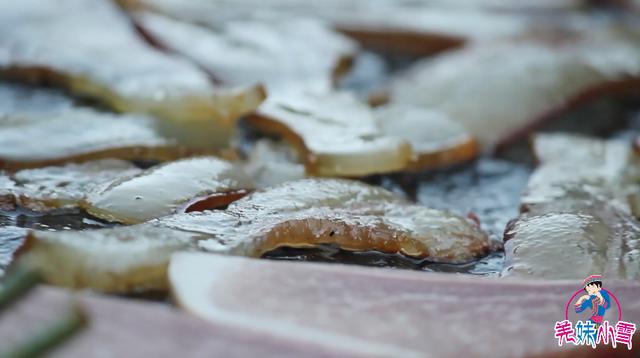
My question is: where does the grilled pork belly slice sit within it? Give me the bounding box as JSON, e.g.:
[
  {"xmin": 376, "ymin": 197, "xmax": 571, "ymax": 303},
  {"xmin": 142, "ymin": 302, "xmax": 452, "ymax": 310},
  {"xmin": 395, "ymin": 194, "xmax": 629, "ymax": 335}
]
[
  {"xmin": 19, "ymin": 179, "xmax": 489, "ymax": 292},
  {"xmin": 523, "ymin": 133, "xmax": 640, "ymax": 216},
  {"xmin": 123, "ymin": 0, "xmax": 581, "ymax": 56},
  {"xmin": 84, "ymin": 157, "xmax": 254, "ymax": 224},
  {"xmin": 242, "ymin": 139, "xmax": 306, "ymax": 188},
  {"xmin": 9, "ymin": 159, "xmax": 140, "ymax": 211},
  {"xmin": 374, "ymin": 106, "xmax": 478, "ymax": 170},
  {"xmin": 390, "ymin": 35, "xmax": 640, "ymax": 150},
  {"xmin": 247, "ymin": 92, "xmax": 477, "ymax": 176},
  {"xmin": 0, "ymin": 83, "xmax": 236, "ymax": 169},
  {"xmin": 0, "ymin": 0, "xmax": 265, "ymax": 148},
  {"xmin": 0, "ymin": 109, "xmax": 222, "ymax": 170},
  {"xmin": 129, "ymin": 11, "xmax": 357, "ymax": 93},
  {"xmin": 0, "ymin": 83, "xmax": 74, "ymax": 114},
  {"xmin": 503, "ymin": 207, "xmax": 640, "ymax": 280},
  {"xmin": 170, "ymin": 253, "xmax": 640, "ymax": 358},
  {"xmin": 20, "ymin": 226, "xmax": 200, "ymax": 292},
  {"xmin": 503, "ymin": 134, "xmax": 640, "ymax": 280},
  {"xmin": 163, "ymin": 179, "xmax": 490, "ymax": 261},
  {"xmin": 247, "ymin": 92, "xmax": 411, "ymax": 176}
]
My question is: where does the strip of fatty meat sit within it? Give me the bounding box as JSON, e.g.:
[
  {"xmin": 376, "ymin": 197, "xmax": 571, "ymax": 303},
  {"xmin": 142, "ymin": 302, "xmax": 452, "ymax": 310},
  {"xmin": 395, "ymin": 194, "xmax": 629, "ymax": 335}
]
[
  {"xmin": 170, "ymin": 253, "xmax": 640, "ymax": 357},
  {"xmin": 390, "ymin": 33, "xmax": 640, "ymax": 150},
  {"xmin": 503, "ymin": 134, "xmax": 640, "ymax": 280},
  {"xmin": 0, "ymin": 285, "xmax": 354, "ymax": 357}
]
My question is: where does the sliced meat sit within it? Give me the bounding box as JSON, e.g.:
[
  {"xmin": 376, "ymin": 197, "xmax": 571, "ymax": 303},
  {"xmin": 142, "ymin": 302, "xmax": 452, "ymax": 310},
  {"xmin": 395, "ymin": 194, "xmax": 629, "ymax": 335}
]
[
  {"xmin": 0, "ymin": 109, "xmax": 224, "ymax": 170},
  {"xmin": 84, "ymin": 157, "xmax": 254, "ymax": 224},
  {"xmin": 247, "ymin": 92, "xmax": 477, "ymax": 176},
  {"xmin": 247, "ymin": 92, "xmax": 411, "ymax": 176},
  {"xmin": 170, "ymin": 253, "xmax": 640, "ymax": 358},
  {"xmin": 0, "ymin": 0, "xmax": 265, "ymax": 148},
  {"xmin": 415, "ymin": 0, "xmax": 586, "ymax": 11},
  {"xmin": 10, "ymin": 159, "xmax": 140, "ymax": 210},
  {"xmin": 164, "ymin": 179, "xmax": 490, "ymax": 261},
  {"xmin": 19, "ymin": 179, "xmax": 489, "ymax": 291},
  {"xmin": 19, "ymin": 225, "xmax": 201, "ymax": 292},
  {"xmin": 0, "ymin": 83, "xmax": 74, "ymax": 114},
  {"xmin": 0, "ymin": 286, "xmax": 354, "ymax": 357},
  {"xmin": 523, "ymin": 133, "xmax": 640, "ymax": 215},
  {"xmin": 129, "ymin": 11, "xmax": 357, "ymax": 93},
  {"xmin": 374, "ymin": 105, "xmax": 478, "ymax": 170},
  {"xmin": 503, "ymin": 208, "xmax": 640, "ymax": 280},
  {"xmin": 0, "ymin": 173, "xmax": 17, "ymax": 210},
  {"xmin": 0, "ymin": 227, "xmax": 28, "ymax": 276},
  {"xmin": 503, "ymin": 134, "xmax": 640, "ymax": 280},
  {"xmin": 123, "ymin": 0, "xmax": 581, "ymax": 56},
  {"xmin": 242, "ymin": 139, "xmax": 306, "ymax": 188},
  {"xmin": 390, "ymin": 34, "xmax": 640, "ymax": 150}
]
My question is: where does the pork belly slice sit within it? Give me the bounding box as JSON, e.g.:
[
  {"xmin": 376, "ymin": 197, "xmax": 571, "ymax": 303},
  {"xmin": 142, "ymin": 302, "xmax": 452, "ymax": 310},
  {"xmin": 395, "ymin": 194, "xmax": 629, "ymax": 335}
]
[
  {"xmin": 0, "ymin": 0, "xmax": 265, "ymax": 148},
  {"xmin": 162, "ymin": 179, "xmax": 489, "ymax": 261},
  {"xmin": 123, "ymin": 0, "xmax": 574, "ymax": 56},
  {"xmin": 246, "ymin": 92, "xmax": 410, "ymax": 176},
  {"xmin": 84, "ymin": 156, "xmax": 254, "ymax": 224},
  {"xmin": 390, "ymin": 35, "xmax": 640, "ymax": 150},
  {"xmin": 374, "ymin": 106, "xmax": 478, "ymax": 170},
  {"xmin": 503, "ymin": 134, "xmax": 640, "ymax": 280},
  {"xmin": 0, "ymin": 83, "xmax": 74, "ymax": 114},
  {"xmin": 503, "ymin": 208, "xmax": 640, "ymax": 280},
  {"xmin": 242, "ymin": 139, "xmax": 306, "ymax": 188},
  {"xmin": 170, "ymin": 253, "xmax": 640, "ymax": 358},
  {"xmin": 523, "ymin": 134, "xmax": 640, "ymax": 215},
  {"xmin": 19, "ymin": 225, "xmax": 201, "ymax": 292},
  {"xmin": 9, "ymin": 159, "xmax": 141, "ymax": 211},
  {"xmin": 246, "ymin": 92, "xmax": 477, "ymax": 176},
  {"xmin": 0, "ymin": 286, "xmax": 352, "ymax": 357},
  {"xmin": 0, "ymin": 108, "xmax": 222, "ymax": 170},
  {"xmin": 0, "ymin": 173, "xmax": 18, "ymax": 210},
  {"xmin": 129, "ymin": 11, "xmax": 357, "ymax": 93},
  {"xmin": 19, "ymin": 179, "xmax": 489, "ymax": 292}
]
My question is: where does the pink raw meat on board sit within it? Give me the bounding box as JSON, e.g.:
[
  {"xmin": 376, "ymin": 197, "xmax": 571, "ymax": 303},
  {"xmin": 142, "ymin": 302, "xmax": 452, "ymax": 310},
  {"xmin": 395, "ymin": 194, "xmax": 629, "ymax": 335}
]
[
  {"xmin": 0, "ymin": 286, "xmax": 359, "ymax": 357},
  {"xmin": 170, "ymin": 253, "xmax": 640, "ymax": 357}
]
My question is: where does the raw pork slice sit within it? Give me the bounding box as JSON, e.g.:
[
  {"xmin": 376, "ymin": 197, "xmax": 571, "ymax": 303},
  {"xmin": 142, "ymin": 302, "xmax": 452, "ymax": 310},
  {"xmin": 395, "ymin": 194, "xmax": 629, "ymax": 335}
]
[
  {"xmin": 170, "ymin": 253, "xmax": 640, "ymax": 358},
  {"xmin": 0, "ymin": 286, "xmax": 354, "ymax": 357}
]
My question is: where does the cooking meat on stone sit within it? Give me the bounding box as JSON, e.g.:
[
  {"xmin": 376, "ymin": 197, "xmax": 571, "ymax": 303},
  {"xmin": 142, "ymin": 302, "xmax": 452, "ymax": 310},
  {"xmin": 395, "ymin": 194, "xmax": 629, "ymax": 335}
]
[{"xmin": 17, "ymin": 179, "xmax": 490, "ymax": 292}]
